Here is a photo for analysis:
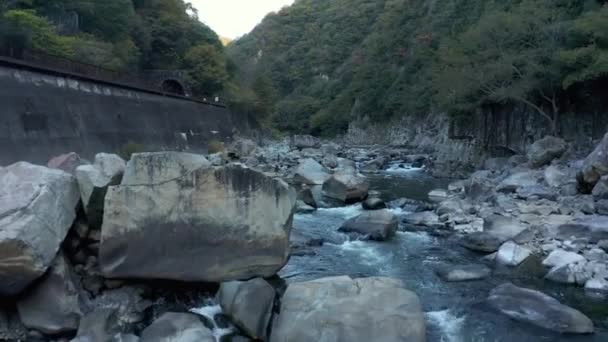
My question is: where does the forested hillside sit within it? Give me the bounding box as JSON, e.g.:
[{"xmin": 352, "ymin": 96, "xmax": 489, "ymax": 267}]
[
  {"xmin": 0, "ymin": 0, "xmax": 229, "ymax": 95},
  {"xmin": 228, "ymin": 0, "xmax": 608, "ymax": 136}
]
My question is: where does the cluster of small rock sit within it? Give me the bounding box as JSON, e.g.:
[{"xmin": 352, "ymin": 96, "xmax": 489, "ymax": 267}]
[{"xmin": 402, "ymin": 135, "xmax": 608, "ymax": 295}]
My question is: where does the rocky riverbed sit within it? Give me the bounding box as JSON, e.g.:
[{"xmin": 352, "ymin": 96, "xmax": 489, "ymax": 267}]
[{"xmin": 1, "ymin": 133, "xmax": 608, "ymax": 341}]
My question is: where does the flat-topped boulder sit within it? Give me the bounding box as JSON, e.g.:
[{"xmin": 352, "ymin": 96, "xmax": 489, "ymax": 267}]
[
  {"xmin": 293, "ymin": 158, "xmax": 331, "ymax": 185},
  {"xmin": 322, "ymin": 173, "xmax": 369, "ymax": 204},
  {"xmin": 0, "ymin": 162, "xmax": 80, "ymax": 296},
  {"xmin": 339, "ymin": 209, "xmax": 398, "ymax": 241},
  {"xmin": 487, "ymin": 283, "xmax": 594, "ymax": 334},
  {"xmin": 527, "ymin": 136, "xmax": 567, "ymax": 168},
  {"xmin": 270, "ymin": 276, "xmax": 425, "ymax": 342},
  {"xmin": 100, "ymin": 152, "xmax": 296, "ymax": 282}
]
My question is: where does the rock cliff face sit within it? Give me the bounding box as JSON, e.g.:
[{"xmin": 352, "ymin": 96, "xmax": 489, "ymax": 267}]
[
  {"xmin": 99, "ymin": 152, "xmax": 297, "ymax": 282},
  {"xmin": 343, "ymin": 107, "xmax": 607, "ymax": 177}
]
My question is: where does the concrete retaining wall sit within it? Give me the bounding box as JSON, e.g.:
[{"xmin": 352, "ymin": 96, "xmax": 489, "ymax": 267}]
[{"xmin": 0, "ymin": 60, "xmax": 251, "ymax": 165}]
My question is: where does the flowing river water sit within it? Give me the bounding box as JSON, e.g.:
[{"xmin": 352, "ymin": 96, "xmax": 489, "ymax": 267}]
[{"xmin": 278, "ymin": 167, "xmax": 608, "ymax": 342}]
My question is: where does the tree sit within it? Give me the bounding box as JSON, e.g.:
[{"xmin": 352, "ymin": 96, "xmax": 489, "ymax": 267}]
[
  {"xmin": 435, "ymin": 1, "xmax": 567, "ymax": 135},
  {"xmin": 559, "ymin": 5, "xmax": 608, "ymax": 88},
  {"xmin": 184, "ymin": 43, "xmax": 228, "ymax": 95}
]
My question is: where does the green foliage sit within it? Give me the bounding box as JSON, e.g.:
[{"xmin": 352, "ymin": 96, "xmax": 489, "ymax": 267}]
[
  {"xmin": 1, "ymin": 0, "xmax": 229, "ymax": 95},
  {"xmin": 184, "ymin": 43, "xmax": 228, "ymax": 95},
  {"xmin": 228, "ymin": 0, "xmax": 608, "ymax": 136}
]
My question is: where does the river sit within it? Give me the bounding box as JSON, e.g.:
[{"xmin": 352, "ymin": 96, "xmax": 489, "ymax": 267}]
[{"xmin": 279, "ymin": 167, "xmax": 608, "ymax": 342}]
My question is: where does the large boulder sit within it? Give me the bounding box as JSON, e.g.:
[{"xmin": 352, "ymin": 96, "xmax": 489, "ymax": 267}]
[
  {"xmin": 270, "ymin": 276, "xmax": 426, "ymax": 342},
  {"xmin": 100, "ymin": 152, "xmax": 296, "ymax": 282},
  {"xmin": 542, "ymin": 249, "xmax": 585, "ymax": 269},
  {"xmin": 338, "ymin": 210, "xmax": 398, "ymax": 241},
  {"xmin": 75, "ymin": 154, "xmax": 126, "ymax": 229},
  {"xmin": 527, "ymin": 136, "xmax": 567, "ymax": 168},
  {"xmin": 140, "ymin": 313, "xmax": 213, "ymax": 342},
  {"xmin": 544, "ymin": 165, "xmax": 572, "ymax": 188},
  {"xmin": 0, "ymin": 162, "xmax": 80, "ymax": 296},
  {"xmin": 322, "ymin": 173, "xmax": 369, "ymax": 204},
  {"xmin": 17, "ymin": 253, "xmax": 83, "ymax": 335},
  {"xmin": 487, "ymin": 283, "xmax": 594, "ymax": 334},
  {"xmin": 496, "ymin": 241, "xmax": 531, "ymax": 267},
  {"xmin": 579, "ymin": 132, "xmax": 608, "ymax": 189},
  {"xmin": 591, "ymin": 175, "xmax": 608, "ymax": 199},
  {"xmin": 217, "ymin": 278, "xmax": 275, "ymax": 340},
  {"xmin": 292, "ymin": 158, "xmax": 331, "ymax": 185}
]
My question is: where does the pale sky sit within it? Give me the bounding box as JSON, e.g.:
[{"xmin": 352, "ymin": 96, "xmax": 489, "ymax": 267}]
[{"xmin": 192, "ymin": 0, "xmax": 295, "ymax": 39}]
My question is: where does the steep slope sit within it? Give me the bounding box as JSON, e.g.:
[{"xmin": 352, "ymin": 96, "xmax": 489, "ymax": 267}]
[{"xmin": 228, "ymin": 0, "xmax": 608, "ymax": 136}]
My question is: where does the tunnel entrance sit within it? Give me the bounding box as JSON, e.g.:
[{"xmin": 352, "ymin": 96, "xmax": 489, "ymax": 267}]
[{"xmin": 161, "ymin": 79, "xmax": 186, "ymax": 96}]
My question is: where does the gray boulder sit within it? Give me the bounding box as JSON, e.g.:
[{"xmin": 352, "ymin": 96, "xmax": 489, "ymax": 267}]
[
  {"xmin": 17, "ymin": 253, "xmax": 83, "ymax": 335},
  {"xmin": 293, "ymin": 158, "xmax": 331, "ymax": 185},
  {"xmin": 592, "ymin": 175, "xmax": 608, "ymax": 199},
  {"xmin": 0, "ymin": 162, "xmax": 80, "ymax": 296},
  {"xmin": 466, "ymin": 170, "xmax": 497, "ymax": 200},
  {"xmin": 497, "ymin": 171, "xmax": 541, "ymax": 193},
  {"xmin": 270, "ymin": 276, "xmax": 425, "ymax": 342},
  {"xmin": 483, "ymin": 216, "xmax": 528, "ymax": 241},
  {"xmin": 496, "ymin": 241, "xmax": 531, "ymax": 266},
  {"xmin": 487, "ymin": 283, "xmax": 593, "ymax": 334},
  {"xmin": 140, "ymin": 313, "xmax": 213, "ymax": 342},
  {"xmin": 100, "ymin": 152, "xmax": 296, "ymax": 282},
  {"xmin": 527, "ymin": 136, "xmax": 567, "ymax": 168},
  {"xmin": 542, "ymin": 249, "xmax": 586, "ymax": 269},
  {"xmin": 544, "ymin": 165, "xmax": 573, "ymax": 188},
  {"xmin": 579, "ymin": 132, "xmax": 608, "ymax": 189},
  {"xmin": 339, "ymin": 210, "xmax": 398, "ymax": 241},
  {"xmin": 545, "ymin": 262, "xmax": 591, "ymax": 285},
  {"xmin": 362, "ymin": 197, "xmax": 386, "ymax": 210},
  {"xmin": 217, "ymin": 278, "xmax": 275, "ymax": 340},
  {"xmin": 75, "ymin": 154, "xmax": 125, "ymax": 229},
  {"xmin": 322, "ymin": 173, "xmax": 369, "ymax": 204},
  {"xmin": 460, "ymin": 232, "xmax": 504, "ymax": 253},
  {"xmin": 436, "ymin": 264, "xmax": 491, "ymax": 282},
  {"xmin": 428, "ymin": 189, "xmax": 449, "ymax": 203},
  {"xmin": 70, "ymin": 309, "xmax": 121, "ymax": 342}
]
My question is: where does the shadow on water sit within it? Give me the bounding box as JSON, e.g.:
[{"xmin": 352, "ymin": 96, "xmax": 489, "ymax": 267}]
[{"xmin": 281, "ymin": 169, "xmax": 608, "ymax": 342}]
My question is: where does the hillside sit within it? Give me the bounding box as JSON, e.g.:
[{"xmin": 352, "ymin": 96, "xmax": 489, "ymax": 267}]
[
  {"xmin": 0, "ymin": 0, "xmax": 229, "ymax": 96},
  {"xmin": 228, "ymin": 0, "xmax": 608, "ymax": 136}
]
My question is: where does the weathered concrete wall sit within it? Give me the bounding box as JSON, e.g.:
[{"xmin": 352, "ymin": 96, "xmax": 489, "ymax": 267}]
[{"xmin": 0, "ymin": 61, "xmax": 251, "ymax": 165}]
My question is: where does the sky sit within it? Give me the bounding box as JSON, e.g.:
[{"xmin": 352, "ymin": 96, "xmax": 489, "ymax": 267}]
[{"xmin": 192, "ymin": 0, "xmax": 295, "ymax": 39}]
